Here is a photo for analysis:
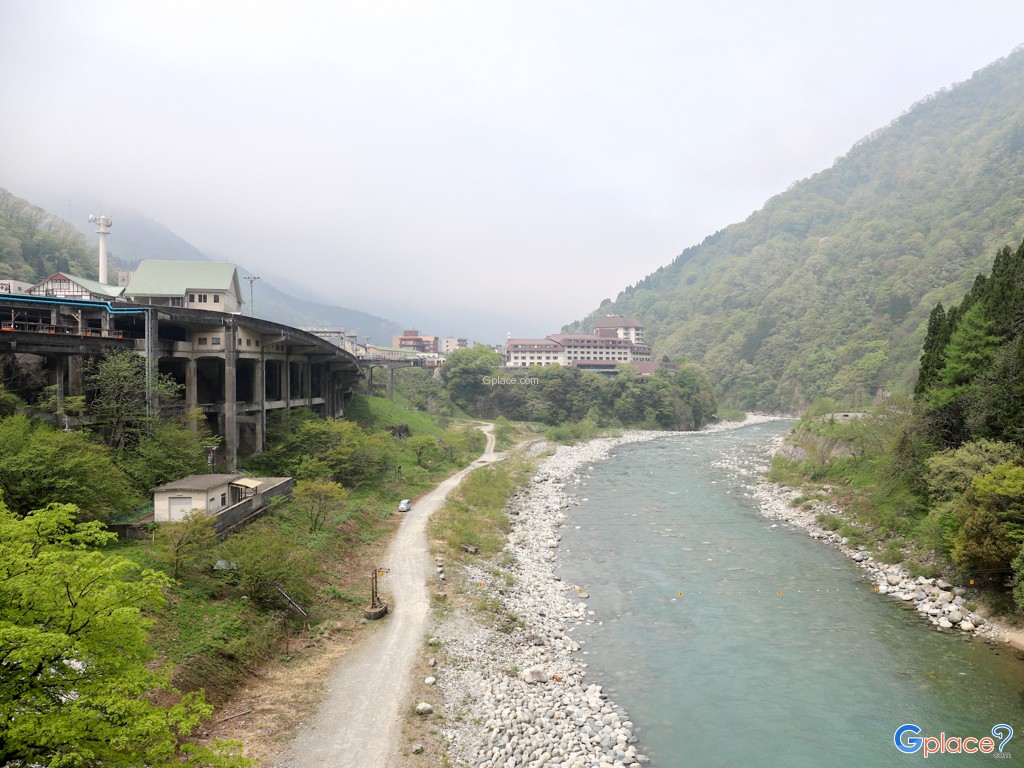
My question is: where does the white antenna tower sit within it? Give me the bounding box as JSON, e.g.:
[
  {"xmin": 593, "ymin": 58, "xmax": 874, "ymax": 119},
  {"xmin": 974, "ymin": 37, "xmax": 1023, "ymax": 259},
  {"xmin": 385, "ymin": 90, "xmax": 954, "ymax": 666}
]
[{"xmin": 88, "ymin": 214, "xmax": 112, "ymax": 284}]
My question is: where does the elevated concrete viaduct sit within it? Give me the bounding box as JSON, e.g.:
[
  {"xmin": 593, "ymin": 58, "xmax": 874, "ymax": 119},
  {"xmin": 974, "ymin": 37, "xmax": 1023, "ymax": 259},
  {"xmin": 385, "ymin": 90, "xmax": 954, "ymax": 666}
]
[{"xmin": 0, "ymin": 295, "xmax": 363, "ymax": 470}]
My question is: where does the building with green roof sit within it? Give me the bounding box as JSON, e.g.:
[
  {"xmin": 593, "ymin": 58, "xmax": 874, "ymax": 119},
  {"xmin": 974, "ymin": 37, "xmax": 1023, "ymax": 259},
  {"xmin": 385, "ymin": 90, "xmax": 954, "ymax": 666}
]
[{"xmin": 124, "ymin": 260, "xmax": 243, "ymax": 313}]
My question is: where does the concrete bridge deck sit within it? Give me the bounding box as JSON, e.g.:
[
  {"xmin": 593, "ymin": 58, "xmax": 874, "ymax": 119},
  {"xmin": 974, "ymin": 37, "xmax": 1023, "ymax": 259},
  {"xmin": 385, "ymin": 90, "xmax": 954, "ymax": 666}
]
[{"xmin": 0, "ymin": 293, "xmax": 364, "ymax": 470}]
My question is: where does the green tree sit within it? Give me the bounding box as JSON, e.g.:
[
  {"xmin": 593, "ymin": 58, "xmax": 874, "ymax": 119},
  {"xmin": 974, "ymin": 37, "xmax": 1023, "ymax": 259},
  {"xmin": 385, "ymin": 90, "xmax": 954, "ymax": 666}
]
[
  {"xmin": 84, "ymin": 348, "xmax": 183, "ymax": 450},
  {"xmin": 118, "ymin": 411, "xmax": 220, "ymax": 493},
  {"xmin": 1012, "ymin": 542, "xmax": 1024, "ymax": 610},
  {"xmin": 925, "ymin": 439, "xmax": 1024, "ymax": 503},
  {"xmin": 0, "ymin": 381, "xmax": 21, "ymax": 418},
  {"xmin": 0, "ymin": 501, "xmax": 250, "ymax": 768},
  {"xmin": 394, "ymin": 366, "xmax": 452, "ymax": 414},
  {"xmin": 219, "ymin": 522, "xmax": 316, "ymax": 611},
  {"xmin": 0, "ymin": 413, "xmax": 137, "ymax": 521},
  {"xmin": 292, "ymin": 478, "xmax": 348, "ymax": 533},
  {"xmin": 257, "ymin": 417, "xmax": 397, "ymax": 485},
  {"xmin": 949, "ymin": 462, "xmax": 1024, "ymax": 581},
  {"xmin": 441, "ymin": 346, "xmax": 501, "ymax": 412},
  {"xmin": 406, "ymin": 434, "xmax": 441, "ymax": 467},
  {"xmin": 155, "ymin": 510, "xmax": 218, "ymax": 578}
]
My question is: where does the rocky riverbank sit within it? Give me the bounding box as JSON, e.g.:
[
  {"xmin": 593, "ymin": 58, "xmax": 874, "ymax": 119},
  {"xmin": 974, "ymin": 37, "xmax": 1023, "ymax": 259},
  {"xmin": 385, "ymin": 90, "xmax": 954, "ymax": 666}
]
[
  {"xmin": 434, "ymin": 417, "xmax": 782, "ymax": 767},
  {"xmin": 752, "ymin": 437, "xmax": 1020, "ymax": 646}
]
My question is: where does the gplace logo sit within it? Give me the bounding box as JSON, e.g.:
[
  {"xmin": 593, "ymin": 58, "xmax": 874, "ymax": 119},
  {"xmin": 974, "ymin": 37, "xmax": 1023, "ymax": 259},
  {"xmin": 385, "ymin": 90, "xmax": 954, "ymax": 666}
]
[{"xmin": 894, "ymin": 723, "xmax": 1013, "ymax": 758}]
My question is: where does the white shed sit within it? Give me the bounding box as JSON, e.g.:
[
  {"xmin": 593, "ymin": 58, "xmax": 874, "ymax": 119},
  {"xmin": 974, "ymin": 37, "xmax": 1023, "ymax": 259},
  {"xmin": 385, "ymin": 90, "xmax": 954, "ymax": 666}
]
[{"xmin": 153, "ymin": 473, "xmax": 252, "ymax": 522}]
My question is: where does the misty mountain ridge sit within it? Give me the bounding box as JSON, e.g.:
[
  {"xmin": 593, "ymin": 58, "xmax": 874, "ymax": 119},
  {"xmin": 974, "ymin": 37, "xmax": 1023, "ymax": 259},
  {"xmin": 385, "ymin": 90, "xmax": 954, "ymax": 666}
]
[
  {"xmin": 570, "ymin": 45, "xmax": 1024, "ymax": 411},
  {"xmin": 0, "ymin": 193, "xmax": 403, "ymax": 344}
]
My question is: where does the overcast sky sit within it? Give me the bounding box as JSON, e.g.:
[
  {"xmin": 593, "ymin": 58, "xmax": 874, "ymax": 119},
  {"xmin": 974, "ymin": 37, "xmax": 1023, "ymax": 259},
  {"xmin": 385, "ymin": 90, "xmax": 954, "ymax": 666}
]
[{"xmin": 2, "ymin": 2, "xmax": 1023, "ymax": 341}]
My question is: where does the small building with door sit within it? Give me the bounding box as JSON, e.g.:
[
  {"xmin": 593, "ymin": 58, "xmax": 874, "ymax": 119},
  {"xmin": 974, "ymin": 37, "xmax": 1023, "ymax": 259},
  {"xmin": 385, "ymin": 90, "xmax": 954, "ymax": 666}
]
[{"xmin": 153, "ymin": 473, "xmax": 259, "ymax": 521}]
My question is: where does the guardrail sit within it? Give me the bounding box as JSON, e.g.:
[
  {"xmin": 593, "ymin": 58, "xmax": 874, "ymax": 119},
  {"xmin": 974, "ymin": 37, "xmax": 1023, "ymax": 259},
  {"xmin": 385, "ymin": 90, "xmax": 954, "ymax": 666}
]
[{"xmin": 1, "ymin": 320, "xmax": 125, "ymax": 338}]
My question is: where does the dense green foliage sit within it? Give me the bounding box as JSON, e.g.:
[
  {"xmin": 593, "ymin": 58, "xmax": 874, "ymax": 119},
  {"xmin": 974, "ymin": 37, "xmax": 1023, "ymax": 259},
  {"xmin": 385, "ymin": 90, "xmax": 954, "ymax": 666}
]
[
  {"xmin": 0, "ymin": 383, "xmax": 490, "ymax": 759},
  {"xmin": 0, "ymin": 501, "xmax": 249, "ymax": 768},
  {"xmin": 0, "ymin": 189, "xmax": 99, "ymax": 283},
  {"xmin": 911, "ymin": 236, "xmax": 1024, "ymax": 596},
  {"xmin": 83, "ymin": 348, "xmax": 185, "ymax": 450},
  {"xmin": 0, "ymin": 347, "xmax": 219, "ymax": 522},
  {"xmin": 0, "ymin": 413, "xmax": 138, "ymax": 520},
  {"xmin": 439, "ymin": 347, "xmax": 718, "ymax": 430},
  {"xmin": 572, "ymin": 47, "xmax": 1024, "ymax": 411},
  {"xmin": 778, "ymin": 237, "xmax": 1024, "ymax": 612}
]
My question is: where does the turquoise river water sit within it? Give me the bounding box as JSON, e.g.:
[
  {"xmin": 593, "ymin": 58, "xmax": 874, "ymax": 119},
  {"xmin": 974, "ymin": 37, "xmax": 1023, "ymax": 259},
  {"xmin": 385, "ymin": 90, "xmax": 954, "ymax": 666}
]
[{"xmin": 555, "ymin": 421, "xmax": 1024, "ymax": 767}]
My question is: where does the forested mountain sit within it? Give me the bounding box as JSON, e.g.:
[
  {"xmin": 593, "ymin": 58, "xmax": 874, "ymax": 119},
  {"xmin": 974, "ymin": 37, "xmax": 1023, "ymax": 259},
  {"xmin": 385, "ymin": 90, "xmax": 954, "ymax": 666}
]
[
  {"xmin": 571, "ymin": 46, "xmax": 1024, "ymax": 411},
  {"xmin": 0, "ymin": 189, "xmax": 403, "ymax": 342},
  {"xmin": 0, "ymin": 189, "xmax": 97, "ymax": 281}
]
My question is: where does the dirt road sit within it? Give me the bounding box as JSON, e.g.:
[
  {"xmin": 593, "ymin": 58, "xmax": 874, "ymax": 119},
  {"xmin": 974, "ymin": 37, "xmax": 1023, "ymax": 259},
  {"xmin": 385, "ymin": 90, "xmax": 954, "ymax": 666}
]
[{"xmin": 271, "ymin": 424, "xmax": 499, "ymax": 768}]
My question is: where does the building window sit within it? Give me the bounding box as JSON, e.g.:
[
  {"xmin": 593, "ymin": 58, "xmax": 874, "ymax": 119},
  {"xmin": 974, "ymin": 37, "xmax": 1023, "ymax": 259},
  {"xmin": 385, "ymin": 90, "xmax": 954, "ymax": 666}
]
[
  {"xmin": 213, "ymin": 295, "xmax": 220, "ymax": 303},
  {"xmin": 199, "ymin": 294, "xmax": 208, "ymax": 303},
  {"xmin": 170, "ymin": 297, "xmax": 183, "ymax": 307},
  {"xmin": 246, "ymin": 338, "xmax": 251, "ymax": 347},
  {"xmin": 197, "ymin": 337, "xmax": 208, "ymax": 345},
  {"xmin": 212, "ymin": 337, "xmax": 221, "ymax": 346},
  {"xmin": 188, "ymin": 294, "xmax": 195, "ymax": 302},
  {"xmin": 220, "ymin": 493, "xmax": 227, "ymax": 506}
]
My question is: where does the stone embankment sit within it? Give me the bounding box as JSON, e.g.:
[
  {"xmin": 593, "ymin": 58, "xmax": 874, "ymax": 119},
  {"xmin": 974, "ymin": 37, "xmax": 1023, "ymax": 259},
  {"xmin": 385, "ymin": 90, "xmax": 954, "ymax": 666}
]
[
  {"xmin": 435, "ymin": 418, "xmax": 782, "ymax": 767},
  {"xmin": 752, "ymin": 439, "xmax": 1012, "ymax": 643}
]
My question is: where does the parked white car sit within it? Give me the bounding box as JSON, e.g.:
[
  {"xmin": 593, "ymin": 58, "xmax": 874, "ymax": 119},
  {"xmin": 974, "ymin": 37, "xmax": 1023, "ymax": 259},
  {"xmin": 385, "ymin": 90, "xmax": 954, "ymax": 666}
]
[{"xmin": 398, "ymin": 499, "xmax": 412, "ymax": 512}]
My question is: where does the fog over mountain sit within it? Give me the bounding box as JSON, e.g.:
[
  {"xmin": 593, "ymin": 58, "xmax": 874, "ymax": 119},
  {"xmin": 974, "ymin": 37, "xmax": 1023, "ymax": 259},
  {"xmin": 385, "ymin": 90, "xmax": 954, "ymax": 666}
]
[
  {"xmin": 3, "ymin": 3, "xmax": 1023, "ymax": 341},
  {"xmin": 571, "ymin": 47, "xmax": 1024, "ymax": 409}
]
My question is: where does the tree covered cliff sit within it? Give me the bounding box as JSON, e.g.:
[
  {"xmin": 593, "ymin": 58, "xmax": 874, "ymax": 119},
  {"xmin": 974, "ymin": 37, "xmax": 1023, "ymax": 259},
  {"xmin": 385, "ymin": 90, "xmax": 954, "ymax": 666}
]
[{"xmin": 572, "ymin": 46, "xmax": 1024, "ymax": 411}]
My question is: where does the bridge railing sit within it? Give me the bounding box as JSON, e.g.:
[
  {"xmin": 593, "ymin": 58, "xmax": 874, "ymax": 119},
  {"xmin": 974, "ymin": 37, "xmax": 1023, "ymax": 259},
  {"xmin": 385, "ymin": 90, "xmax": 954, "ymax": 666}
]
[{"xmin": 1, "ymin": 320, "xmax": 125, "ymax": 338}]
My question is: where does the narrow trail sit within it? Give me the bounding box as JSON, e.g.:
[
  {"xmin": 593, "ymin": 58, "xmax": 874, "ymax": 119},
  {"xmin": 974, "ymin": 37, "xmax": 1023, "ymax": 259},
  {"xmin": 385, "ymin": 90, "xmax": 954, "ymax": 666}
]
[{"xmin": 272, "ymin": 424, "xmax": 499, "ymax": 768}]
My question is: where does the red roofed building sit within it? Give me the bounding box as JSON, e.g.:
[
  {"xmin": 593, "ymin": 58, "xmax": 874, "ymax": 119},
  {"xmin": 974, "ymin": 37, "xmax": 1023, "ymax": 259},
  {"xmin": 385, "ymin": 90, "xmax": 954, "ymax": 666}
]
[
  {"xmin": 392, "ymin": 329, "xmax": 439, "ymax": 354},
  {"xmin": 592, "ymin": 315, "xmax": 645, "ymax": 344}
]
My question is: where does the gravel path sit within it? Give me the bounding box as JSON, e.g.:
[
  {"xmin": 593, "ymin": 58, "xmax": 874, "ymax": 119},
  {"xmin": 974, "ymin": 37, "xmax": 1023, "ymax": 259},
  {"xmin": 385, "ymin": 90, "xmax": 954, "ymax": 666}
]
[{"xmin": 270, "ymin": 424, "xmax": 499, "ymax": 768}]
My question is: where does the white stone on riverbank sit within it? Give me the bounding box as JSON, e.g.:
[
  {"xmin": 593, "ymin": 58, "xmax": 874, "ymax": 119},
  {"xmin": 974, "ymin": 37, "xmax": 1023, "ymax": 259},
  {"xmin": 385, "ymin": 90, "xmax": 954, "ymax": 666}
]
[
  {"xmin": 751, "ymin": 435, "xmax": 1013, "ymax": 644},
  {"xmin": 435, "ymin": 417, "xmax": 781, "ymax": 767}
]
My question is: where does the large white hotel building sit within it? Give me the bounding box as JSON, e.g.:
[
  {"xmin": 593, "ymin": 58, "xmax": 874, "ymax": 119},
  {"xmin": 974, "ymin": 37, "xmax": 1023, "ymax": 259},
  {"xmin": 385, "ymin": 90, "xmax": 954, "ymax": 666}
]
[{"xmin": 505, "ymin": 316, "xmax": 654, "ymax": 373}]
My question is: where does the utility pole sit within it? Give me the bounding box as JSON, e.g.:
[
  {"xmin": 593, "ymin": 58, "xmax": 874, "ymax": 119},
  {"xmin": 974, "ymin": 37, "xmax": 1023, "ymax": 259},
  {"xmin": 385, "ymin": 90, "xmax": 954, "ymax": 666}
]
[{"xmin": 243, "ymin": 275, "xmax": 260, "ymax": 317}]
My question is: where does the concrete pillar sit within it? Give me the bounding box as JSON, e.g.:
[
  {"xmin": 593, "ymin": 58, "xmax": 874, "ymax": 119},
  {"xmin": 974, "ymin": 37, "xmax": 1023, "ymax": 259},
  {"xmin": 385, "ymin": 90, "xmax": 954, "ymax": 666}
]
[
  {"xmin": 283, "ymin": 354, "xmax": 291, "ymax": 407},
  {"xmin": 185, "ymin": 358, "xmax": 198, "ymax": 413},
  {"xmin": 255, "ymin": 354, "xmax": 266, "ymax": 451},
  {"xmin": 68, "ymin": 354, "xmax": 83, "ymax": 396},
  {"xmin": 223, "ymin": 323, "xmax": 238, "ymax": 471},
  {"xmin": 52, "ymin": 354, "xmax": 64, "ymax": 411},
  {"xmin": 386, "ymin": 365, "xmax": 394, "ymax": 401}
]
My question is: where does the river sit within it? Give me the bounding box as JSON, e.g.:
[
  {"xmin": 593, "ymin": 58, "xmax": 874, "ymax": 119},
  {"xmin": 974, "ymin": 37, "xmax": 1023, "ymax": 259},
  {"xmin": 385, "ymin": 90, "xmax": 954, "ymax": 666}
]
[{"xmin": 555, "ymin": 421, "xmax": 1024, "ymax": 766}]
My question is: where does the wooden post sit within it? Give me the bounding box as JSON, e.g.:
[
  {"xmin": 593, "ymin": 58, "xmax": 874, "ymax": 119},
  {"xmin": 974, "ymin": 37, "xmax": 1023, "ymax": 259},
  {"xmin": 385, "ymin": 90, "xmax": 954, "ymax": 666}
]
[{"xmin": 364, "ymin": 567, "xmax": 388, "ymax": 620}]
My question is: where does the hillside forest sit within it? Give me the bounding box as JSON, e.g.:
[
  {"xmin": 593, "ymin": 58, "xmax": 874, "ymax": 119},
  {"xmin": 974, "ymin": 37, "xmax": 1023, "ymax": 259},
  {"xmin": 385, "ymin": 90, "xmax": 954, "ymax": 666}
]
[
  {"xmin": 573, "ymin": 46, "xmax": 1024, "ymax": 411},
  {"xmin": 780, "ymin": 235, "xmax": 1024, "ymax": 613}
]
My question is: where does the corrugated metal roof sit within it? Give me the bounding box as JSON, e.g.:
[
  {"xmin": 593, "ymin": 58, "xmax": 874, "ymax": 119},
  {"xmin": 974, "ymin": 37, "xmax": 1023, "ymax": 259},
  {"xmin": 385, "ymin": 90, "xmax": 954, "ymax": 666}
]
[
  {"xmin": 125, "ymin": 260, "xmax": 239, "ymax": 296},
  {"xmin": 32, "ymin": 273, "xmax": 124, "ymax": 298},
  {"xmin": 153, "ymin": 473, "xmax": 243, "ymax": 492}
]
